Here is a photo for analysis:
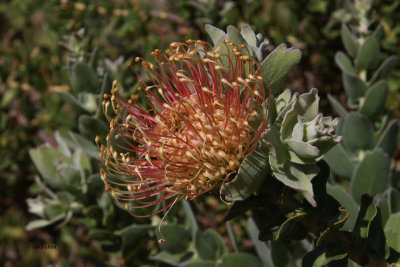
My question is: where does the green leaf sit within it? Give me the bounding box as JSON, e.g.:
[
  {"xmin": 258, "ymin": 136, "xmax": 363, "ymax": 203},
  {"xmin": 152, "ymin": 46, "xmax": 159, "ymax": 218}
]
[
  {"xmin": 29, "ymin": 146, "xmax": 72, "ymax": 188},
  {"xmin": 217, "ymin": 253, "xmax": 263, "ymax": 267},
  {"xmin": 261, "ymin": 44, "xmax": 301, "ymax": 95},
  {"xmin": 263, "ymin": 125, "xmax": 287, "ymax": 165},
  {"xmin": 55, "ymin": 129, "xmax": 77, "ymax": 150},
  {"xmin": 227, "ymin": 25, "xmax": 247, "ymax": 47},
  {"xmin": 221, "ymin": 145, "xmax": 269, "ymax": 201},
  {"xmin": 25, "ymin": 219, "xmax": 62, "ymax": 231},
  {"xmin": 384, "ymin": 213, "xmax": 400, "ymax": 252},
  {"xmin": 351, "ymin": 149, "xmax": 390, "ymax": 203},
  {"xmin": 226, "ymin": 26, "xmax": 251, "ymax": 74},
  {"xmin": 73, "ymin": 148, "xmax": 91, "ymax": 172},
  {"xmin": 342, "ymin": 112, "xmax": 375, "ymax": 153},
  {"xmin": 372, "ymin": 24, "xmax": 385, "ymax": 41},
  {"xmin": 324, "ymin": 144, "xmax": 354, "ymax": 179},
  {"xmin": 286, "ymin": 139, "xmax": 320, "ymax": 159},
  {"xmin": 212, "ymin": 25, "xmax": 250, "ymax": 74},
  {"xmin": 69, "ymin": 131, "xmax": 99, "ymax": 159},
  {"xmin": 195, "ymin": 229, "xmax": 227, "ymax": 260},
  {"xmin": 299, "ymin": 88, "xmax": 320, "ymax": 122},
  {"xmin": 44, "ymin": 204, "xmax": 66, "ymax": 220},
  {"xmin": 376, "ymin": 120, "xmax": 399, "ymax": 158},
  {"xmin": 369, "ymin": 55, "xmax": 398, "ymax": 85},
  {"xmin": 355, "ymin": 37, "xmax": 380, "ymax": 70},
  {"xmin": 327, "ymin": 184, "xmax": 359, "ymax": 231},
  {"xmin": 240, "ymin": 24, "xmax": 257, "ymax": 47},
  {"xmin": 280, "ymin": 97, "xmax": 303, "ymax": 140},
  {"xmin": 360, "ymin": 80, "xmax": 388, "ymax": 118},
  {"xmin": 205, "ymin": 24, "xmax": 226, "ymax": 45},
  {"xmin": 156, "ymin": 224, "xmax": 191, "ymax": 254},
  {"xmin": 118, "ymin": 224, "xmax": 153, "ymax": 263},
  {"xmin": 341, "ymin": 24, "xmax": 358, "ymax": 57},
  {"xmin": 327, "ymin": 94, "xmax": 348, "ymax": 118},
  {"xmin": 55, "ymin": 131, "xmax": 72, "ymax": 157},
  {"xmin": 78, "ymin": 115, "xmax": 108, "ymax": 140},
  {"xmin": 27, "ymin": 196, "xmax": 47, "ymax": 217},
  {"xmin": 77, "ymin": 92, "xmax": 98, "ymax": 113},
  {"xmin": 335, "ymin": 52, "xmax": 355, "ymax": 75},
  {"xmin": 269, "ymin": 155, "xmax": 319, "ymax": 207},
  {"xmin": 274, "ymin": 209, "xmax": 308, "ymax": 240},
  {"xmin": 377, "ymin": 189, "xmax": 400, "ymax": 225},
  {"xmin": 342, "ymin": 73, "xmax": 368, "ymax": 104},
  {"xmin": 70, "ymin": 62, "xmax": 100, "ymax": 93},
  {"xmin": 247, "ymin": 218, "xmax": 273, "ymax": 265}
]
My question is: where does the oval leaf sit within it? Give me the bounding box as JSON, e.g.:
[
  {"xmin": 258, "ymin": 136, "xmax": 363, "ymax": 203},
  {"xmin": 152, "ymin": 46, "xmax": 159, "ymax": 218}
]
[
  {"xmin": 195, "ymin": 229, "xmax": 227, "ymax": 260},
  {"xmin": 327, "ymin": 94, "xmax": 348, "ymax": 118},
  {"xmin": 205, "ymin": 24, "xmax": 226, "ymax": 45},
  {"xmin": 261, "ymin": 44, "xmax": 301, "ymax": 95},
  {"xmin": 369, "ymin": 55, "xmax": 398, "ymax": 85},
  {"xmin": 324, "ymin": 143, "xmax": 354, "ymax": 179},
  {"xmin": 355, "ymin": 37, "xmax": 380, "ymax": 70},
  {"xmin": 335, "ymin": 51, "xmax": 355, "ymax": 75},
  {"xmin": 341, "ymin": 24, "xmax": 358, "ymax": 57},
  {"xmin": 376, "ymin": 120, "xmax": 399, "ymax": 158},
  {"xmin": 360, "ymin": 80, "xmax": 388, "ymax": 118},
  {"xmin": 70, "ymin": 62, "xmax": 100, "ymax": 93},
  {"xmin": 342, "ymin": 112, "xmax": 375, "ymax": 153},
  {"xmin": 342, "ymin": 73, "xmax": 368, "ymax": 104},
  {"xmin": 384, "ymin": 213, "xmax": 400, "ymax": 252},
  {"xmin": 351, "ymin": 149, "xmax": 390, "ymax": 203},
  {"xmin": 156, "ymin": 224, "xmax": 191, "ymax": 254}
]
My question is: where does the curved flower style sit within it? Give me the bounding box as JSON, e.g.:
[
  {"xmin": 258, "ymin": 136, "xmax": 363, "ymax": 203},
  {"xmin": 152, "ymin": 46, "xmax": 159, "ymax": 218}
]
[{"xmin": 97, "ymin": 40, "xmax": 268, "ymax": 217}]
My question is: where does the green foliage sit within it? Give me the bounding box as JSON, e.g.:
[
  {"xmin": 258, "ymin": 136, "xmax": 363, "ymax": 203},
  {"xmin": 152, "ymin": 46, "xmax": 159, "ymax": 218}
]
[
  {"xmin": 221, "ymin": 146, "xmax": 269, "ymax": 201},
  {"xmin": 359, "ymin": 80, "xmax": 388, "ymax": 118},
  {"xmin": 261, "ymin": 44, "xmax": 301, "ymax": 95},
  {"xmin": 2, "ymin": 0, "xmax": 399, "ymax": 266},
  {"xmin": 70, "ymin": 62, "xmax": 100, "ymax": 93},
  {"xmin": 195, "ymin": 229, "xmax": 227, "ymax": 260},
  {"xmin": 263, "ymin": 89, "xmax": 341, "ymax": 206},
  {"xmin": 205, "ymin": 24, "xmax": 301, "ymax": 94},
  {"xmin": 385, "ymin": 213, "xmax": 400, "ymax": 252},
  {"xmin": 323, "ymin": 1, "xmax": 400, "ymax": 265},
  {"xmin": 350, "ymin": 149, "xmax": 391, "ymax": 202}
]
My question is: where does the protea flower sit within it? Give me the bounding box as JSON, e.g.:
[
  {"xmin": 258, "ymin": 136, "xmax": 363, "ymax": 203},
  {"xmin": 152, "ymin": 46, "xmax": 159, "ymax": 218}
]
[{"xmin": 97, "ymin": 40, "xmax": 268, "ymax": 219}]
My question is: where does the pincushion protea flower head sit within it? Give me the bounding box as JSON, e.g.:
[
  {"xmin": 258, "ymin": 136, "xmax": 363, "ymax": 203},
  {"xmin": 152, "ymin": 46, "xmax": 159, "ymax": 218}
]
[{"xmin": 97, "ymin": 39, "xmax": 268, "ymax": 218}]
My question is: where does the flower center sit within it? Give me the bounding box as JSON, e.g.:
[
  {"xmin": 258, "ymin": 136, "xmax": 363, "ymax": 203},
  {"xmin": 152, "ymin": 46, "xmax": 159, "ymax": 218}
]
[{"xmin": 152, "ymin": 93, "xmax": 250, "ymax": 198}]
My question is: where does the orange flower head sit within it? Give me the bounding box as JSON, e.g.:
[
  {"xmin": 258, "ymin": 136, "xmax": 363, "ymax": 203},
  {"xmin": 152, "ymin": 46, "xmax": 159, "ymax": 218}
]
[{"xmin": 98, "ymin": 40, "xmax": 268, "ymax": 217}]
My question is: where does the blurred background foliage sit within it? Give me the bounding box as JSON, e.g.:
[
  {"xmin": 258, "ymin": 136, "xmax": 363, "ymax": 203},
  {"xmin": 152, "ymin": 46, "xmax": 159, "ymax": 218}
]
[{"xmin": 0, "ymin": 0, "xmax": 399, "ymax": 266}]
